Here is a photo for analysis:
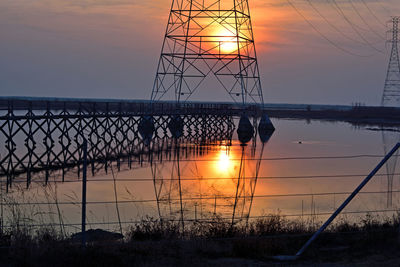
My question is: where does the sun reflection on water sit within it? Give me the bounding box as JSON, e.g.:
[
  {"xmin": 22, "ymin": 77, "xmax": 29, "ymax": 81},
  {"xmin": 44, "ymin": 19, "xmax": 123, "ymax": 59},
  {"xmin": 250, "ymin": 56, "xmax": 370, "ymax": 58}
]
[{"xmin": 216, "ymin": 149, "xmax": 231, "ymax": 173}]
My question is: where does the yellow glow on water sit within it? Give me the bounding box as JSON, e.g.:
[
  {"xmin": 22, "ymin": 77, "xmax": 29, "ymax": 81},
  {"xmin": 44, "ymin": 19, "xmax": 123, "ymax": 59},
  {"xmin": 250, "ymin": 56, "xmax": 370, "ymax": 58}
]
[
  {"xmin": 211, "ymin": 145, "xmax": 241, "ymax": 180},
  {"xmin": 216, "ymin": 150, "xmax": 231, "ymax": 173}
]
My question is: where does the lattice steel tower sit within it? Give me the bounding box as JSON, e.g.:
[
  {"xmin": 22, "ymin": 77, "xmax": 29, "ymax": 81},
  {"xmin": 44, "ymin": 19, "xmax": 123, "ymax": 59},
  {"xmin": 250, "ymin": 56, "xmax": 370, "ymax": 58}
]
[
  {"xmin": 151, "ymin": 0, "xmax": 264, "ymax": 105},
  {"xmin": 381, "ymin": 17, "xmax": 400, "ymax": 206},
  {"xmin": 382, "ymin": 17, "xmax": 400, "ymax": 107}
]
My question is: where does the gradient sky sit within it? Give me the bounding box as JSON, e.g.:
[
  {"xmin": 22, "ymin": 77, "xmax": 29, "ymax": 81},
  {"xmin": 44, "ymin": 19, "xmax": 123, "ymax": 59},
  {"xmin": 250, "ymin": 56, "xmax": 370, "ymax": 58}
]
[{"xmin": 0, "ymin": 0, "xmax": 399, "ymax": 105}]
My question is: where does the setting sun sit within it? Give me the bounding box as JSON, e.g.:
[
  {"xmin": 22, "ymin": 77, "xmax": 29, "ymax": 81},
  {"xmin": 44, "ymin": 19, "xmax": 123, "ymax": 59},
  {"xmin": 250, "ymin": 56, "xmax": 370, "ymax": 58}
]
[{"xmin": 214, "ymin": 27, "xmax": 238, "ymax": 54}]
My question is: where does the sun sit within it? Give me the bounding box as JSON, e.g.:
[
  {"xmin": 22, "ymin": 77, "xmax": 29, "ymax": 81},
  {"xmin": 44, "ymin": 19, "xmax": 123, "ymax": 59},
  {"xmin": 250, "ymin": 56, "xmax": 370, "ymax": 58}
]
[{"xmin": 214, "ymin": 27, "xmax": 238, "ymax": 54}]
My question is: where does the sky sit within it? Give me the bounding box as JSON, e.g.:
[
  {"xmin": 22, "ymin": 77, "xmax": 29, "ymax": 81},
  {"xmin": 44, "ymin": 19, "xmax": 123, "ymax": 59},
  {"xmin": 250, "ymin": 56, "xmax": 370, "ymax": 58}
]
[{"xmin": 0, "ymin": 0, "xmax": 399, "ymax": 105}]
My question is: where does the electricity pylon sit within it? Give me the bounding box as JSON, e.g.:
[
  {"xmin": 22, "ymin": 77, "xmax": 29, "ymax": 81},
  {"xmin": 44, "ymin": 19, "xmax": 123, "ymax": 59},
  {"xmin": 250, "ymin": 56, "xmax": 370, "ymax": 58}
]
[
  {"xmin": 381, "ymin": 17, "xmax": 400, "ymax": 206},
  {"xmin": 382, "ymin": 17, "xmax": 400, "ymax": 107},
  {"xmin": 151, "ymin": 0, "xmax": 264, "ymax": 105}
]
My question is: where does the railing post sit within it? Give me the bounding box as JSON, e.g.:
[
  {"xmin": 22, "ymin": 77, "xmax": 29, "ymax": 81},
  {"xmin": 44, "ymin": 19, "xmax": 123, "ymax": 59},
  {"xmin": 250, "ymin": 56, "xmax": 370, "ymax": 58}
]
[{"xmin": 81, "ymin": 138, "xmax": 88, "ymax": 247}]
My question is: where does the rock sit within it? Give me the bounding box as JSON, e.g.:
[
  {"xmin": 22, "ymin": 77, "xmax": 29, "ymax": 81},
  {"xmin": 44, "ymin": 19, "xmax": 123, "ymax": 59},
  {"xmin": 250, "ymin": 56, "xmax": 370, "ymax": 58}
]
[{"xmin": 70, "ymin": 229, "xmax": 123, "ymax": 243}]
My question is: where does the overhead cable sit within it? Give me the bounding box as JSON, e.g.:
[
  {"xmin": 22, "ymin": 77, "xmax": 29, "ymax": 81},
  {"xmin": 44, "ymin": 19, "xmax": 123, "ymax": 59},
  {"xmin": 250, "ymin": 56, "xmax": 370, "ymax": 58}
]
[{"xmin": 286, "ymin": 0, "xmax": 373, "ymax": 57}]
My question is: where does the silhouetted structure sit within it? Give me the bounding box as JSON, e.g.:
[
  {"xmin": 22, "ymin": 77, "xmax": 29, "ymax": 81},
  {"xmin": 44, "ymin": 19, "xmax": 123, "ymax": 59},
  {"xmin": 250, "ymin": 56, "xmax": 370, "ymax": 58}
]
[
  {"xmin": 381, "ymin": 16, "xmax": 400, "ymax": 206},
  {"xmin": 382, "ymin": 17, "xmax": 400, "ymax": 106},
  {"xmin": 151, "ymin": 0, "xmax": 264, "ymax": 105},
  {"xmin": 0, "ymin": 97, "xmax": 235, "ymax": 189}
]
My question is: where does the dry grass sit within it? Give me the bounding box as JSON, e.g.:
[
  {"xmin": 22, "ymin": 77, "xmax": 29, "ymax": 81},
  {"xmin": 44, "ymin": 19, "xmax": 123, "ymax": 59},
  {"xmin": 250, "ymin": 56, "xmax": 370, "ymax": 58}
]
[{"xmin": 0, "ymin": 213, "xmax": 399, "ymax": 266}]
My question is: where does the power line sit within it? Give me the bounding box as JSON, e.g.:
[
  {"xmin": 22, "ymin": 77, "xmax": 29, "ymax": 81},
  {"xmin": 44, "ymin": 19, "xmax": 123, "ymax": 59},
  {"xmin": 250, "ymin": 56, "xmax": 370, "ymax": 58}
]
[
  {"xmin": 7, "ymin": 172, "xmax": 400, "ymax": 184},
  {"xmin": 286, "ymin": 0, "xmax": 373, "ymax": 57},
  {"xmin": 330, "ymin": 0, "xmax": 368, "ymax": 32},
  {"xmin": 7, "ymin": 189, "xmax": 400, "ymax": 206},
  {"xmin": 358, "ymin": 0, "xmax": 386, "ymax": 27},
  {"xmin": 347, "ymin": 0, "xmax": 385, "ymax": 40},
  {"xmin": 305, "ymin": 0, "xmax": 374, "ymax": 45},
  {"xmin": 0, "ymin": 153, "xmax": 393, "ymax": 181},
  {"xmin": 377, "ymin": 1, "xmax": 392, "ymax": 17},
  {"xmin": 329, "ymin": 0, "xmax": 384, "ymax": 53}
]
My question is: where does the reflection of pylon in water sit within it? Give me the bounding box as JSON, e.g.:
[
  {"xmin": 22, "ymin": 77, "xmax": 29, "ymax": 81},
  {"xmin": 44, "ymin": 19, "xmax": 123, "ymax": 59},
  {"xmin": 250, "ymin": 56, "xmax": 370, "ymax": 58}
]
[
  {"xmin": 151, "ymin": 0, "xmax": 264, "ymax": 105},
  {"xmin": 151, "ymin": 120, "xmax": 274, "ymax": 229},
  {"xmin": 230, "ymin": 144, "xmax": 260, "ymax": 227},
  {"xmin": 152, "ymin": 140, "xmax": 186, "ymax": 231},
  {"xmin": 382, "ymin": 131, "xmax": 398, "ymax": 207},
  {"xmin": 381, "ymin": 17, "xmax": 400, "ymax": 207},
  {"xmin": 151, "ymin": 141, "xmax": 256, "ymax": 228},
  {"xmin": 231, "ymin": 145, "xmax": 246, "ymax": 226},
  {"xmin": 245, "ymin": 141, "xmax": 266, "ymax": 226},
  {"xmin": 232, "ymin": 127, "xmax": 274, "ymax": 227}
]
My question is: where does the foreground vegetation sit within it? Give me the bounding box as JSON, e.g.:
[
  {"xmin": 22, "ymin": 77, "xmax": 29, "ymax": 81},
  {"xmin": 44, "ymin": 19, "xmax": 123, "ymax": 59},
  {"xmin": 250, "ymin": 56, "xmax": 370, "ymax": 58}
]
[{"xmin": 1, "ymin": 213, "xmax": 400, "ymax": 266}]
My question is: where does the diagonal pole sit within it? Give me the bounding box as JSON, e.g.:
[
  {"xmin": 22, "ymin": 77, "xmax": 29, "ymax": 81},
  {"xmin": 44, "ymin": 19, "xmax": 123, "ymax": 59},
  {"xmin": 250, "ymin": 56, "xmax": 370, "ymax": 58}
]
[{"xmin": 274, "ymin": 142, "xmax": 400, "ymax": 260}]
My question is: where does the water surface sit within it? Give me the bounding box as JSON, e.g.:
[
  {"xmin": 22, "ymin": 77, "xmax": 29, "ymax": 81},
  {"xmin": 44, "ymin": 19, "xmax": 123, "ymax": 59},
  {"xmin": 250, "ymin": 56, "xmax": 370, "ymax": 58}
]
[{"xmin": 3, "ymin": 118, "xmax": 400, "ymax": 233}]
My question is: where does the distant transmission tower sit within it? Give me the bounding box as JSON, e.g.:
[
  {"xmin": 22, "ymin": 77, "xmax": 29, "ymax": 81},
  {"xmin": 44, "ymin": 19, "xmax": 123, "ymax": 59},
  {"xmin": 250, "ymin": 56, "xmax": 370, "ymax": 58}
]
[
  {"xmin": 381, "ymin": 17, "xmax": 400, "ymax": 207},
  {"xmin": 381, "ymin": 17, "xmax": 400, "ymax": 107},
  {"xmin": 151, "ymin": 0, "xmax": 264, "ymax": 105}
]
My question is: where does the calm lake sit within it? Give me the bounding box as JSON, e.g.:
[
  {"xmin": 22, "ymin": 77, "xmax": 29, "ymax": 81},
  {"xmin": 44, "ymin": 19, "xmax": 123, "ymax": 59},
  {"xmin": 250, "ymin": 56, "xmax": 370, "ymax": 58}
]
[{"xmin": 2, "ymin": 118, "xmax": 400, "ymax": 233}]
